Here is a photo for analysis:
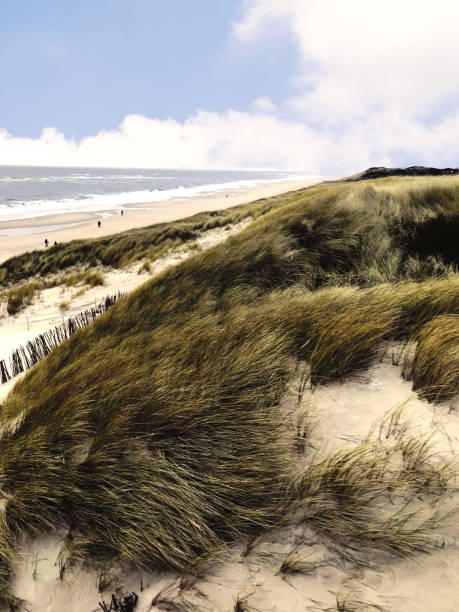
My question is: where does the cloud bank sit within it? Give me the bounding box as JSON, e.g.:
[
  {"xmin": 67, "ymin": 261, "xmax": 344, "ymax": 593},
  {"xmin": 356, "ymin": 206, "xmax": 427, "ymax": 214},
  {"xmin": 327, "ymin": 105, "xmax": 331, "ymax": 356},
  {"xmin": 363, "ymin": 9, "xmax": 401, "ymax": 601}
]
[
  {"xmin": 2, "ymin": 0, "xmax": 459, "ymax": 175},
  {"xmin": 0, "ymin": 112, "xmax": 327, "ymax": 172}
]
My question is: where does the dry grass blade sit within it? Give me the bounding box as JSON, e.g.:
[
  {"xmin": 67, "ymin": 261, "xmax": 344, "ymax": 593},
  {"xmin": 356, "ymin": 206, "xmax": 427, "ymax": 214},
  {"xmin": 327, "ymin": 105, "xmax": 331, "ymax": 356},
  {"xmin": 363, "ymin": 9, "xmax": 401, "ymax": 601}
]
[
  {"xmin": 295, "ymin": 405, "xmax": 315, "ymax": 454},
  {"xmin": 323, "ymin": 593, "xmax": 389, "ymax": 611}
]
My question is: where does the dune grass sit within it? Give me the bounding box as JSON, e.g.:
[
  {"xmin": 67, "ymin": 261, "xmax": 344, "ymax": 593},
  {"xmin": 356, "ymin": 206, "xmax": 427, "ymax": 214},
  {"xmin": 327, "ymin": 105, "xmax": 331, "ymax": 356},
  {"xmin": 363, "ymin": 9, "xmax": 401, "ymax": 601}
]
[
  {"xmin": 277, "ymin": 546, "xmax": 323, "ymax": 577},
  {"xmin": 323, "ymin": 594, "xmax": 389, "ymax": 611},
  {"xmin": 138, "ymin": 258, "xmax": 152, "ymax": 274},
  {"xmin": 65, "ymin": 269, "xmax": 105, "ymax": 288},
  {"xmin": 2, "ymin": 269, "xmax": 105, "ymax": 316},
  {"xmin": 0, "ymin": 176, "xmax": 458, "ymax": 604},
  {"xmin": 288, "ymin": 436, "xmax": 454, "ymax": 560},
  {"xmin": 6, "ymin": 280, "xmax": 45, "ymax": 315},
  {"xmin": 412, "ymin": 315, "xmax": 459, "ymax": 402},
  {"xmin": 0, "ymin": 194, "xmax": 288, "ymax": 286}
]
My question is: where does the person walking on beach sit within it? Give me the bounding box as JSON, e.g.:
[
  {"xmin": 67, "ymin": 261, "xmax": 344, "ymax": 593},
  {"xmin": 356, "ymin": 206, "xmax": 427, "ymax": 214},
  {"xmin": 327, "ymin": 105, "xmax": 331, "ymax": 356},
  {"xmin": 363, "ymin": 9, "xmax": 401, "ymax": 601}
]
[
  {"xmin": 98, "ymin": 220, "xmax": 101, "ymax": 228},
  {"xmin": 44, "ymin": 238, "xmax": 49, "ymax": 247},
  {"xmin": 121, "ymin": 209, "xmax": 124, "ymax": 216}
]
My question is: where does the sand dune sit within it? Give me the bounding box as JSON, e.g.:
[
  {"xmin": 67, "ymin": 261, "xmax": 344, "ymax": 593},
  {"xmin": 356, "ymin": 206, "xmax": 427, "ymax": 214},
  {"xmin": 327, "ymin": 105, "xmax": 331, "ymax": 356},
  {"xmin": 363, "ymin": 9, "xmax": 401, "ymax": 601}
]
[{"xmin": 1, "ymin": 176, "xmax": 458, "ymax": 611}]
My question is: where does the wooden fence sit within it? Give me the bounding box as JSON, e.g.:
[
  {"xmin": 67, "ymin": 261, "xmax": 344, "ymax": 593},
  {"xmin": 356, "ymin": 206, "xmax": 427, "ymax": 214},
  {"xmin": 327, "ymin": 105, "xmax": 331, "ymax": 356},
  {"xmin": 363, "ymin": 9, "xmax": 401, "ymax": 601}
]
[{"xmin": 1, "ymin": 292, "xmax": 124, "ymax": 384}]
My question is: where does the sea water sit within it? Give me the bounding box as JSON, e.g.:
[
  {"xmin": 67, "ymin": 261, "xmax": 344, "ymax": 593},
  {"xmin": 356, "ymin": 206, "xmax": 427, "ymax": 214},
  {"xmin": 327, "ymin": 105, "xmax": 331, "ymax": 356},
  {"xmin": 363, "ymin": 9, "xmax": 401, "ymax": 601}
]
[{"xmin": 0, "ymin": 166, "xmax": 314, "ymax": 222}]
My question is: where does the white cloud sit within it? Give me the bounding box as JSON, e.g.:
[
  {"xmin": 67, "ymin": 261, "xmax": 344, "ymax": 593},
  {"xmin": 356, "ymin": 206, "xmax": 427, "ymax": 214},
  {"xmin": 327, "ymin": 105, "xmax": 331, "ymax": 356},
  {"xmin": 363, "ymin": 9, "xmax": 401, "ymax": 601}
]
[
  {"xmin": 0, "ymin": 112, "xmax": 324, "ymax": 172},
  {"xmin": 2, "ymin": 107, "xmax": 459, "ymax": 176},
  {"xmin": 252, "ymin": 97, "xmax": 277, "ymax": 114},
  {"xmin": 234, "ymin": 0, "xmax": 459, "ymax": 120},
  {"xmin": 1, "ymin": 2, "xmax": 459, "ymax": 175},
  {"xmin": 231, "ymin": 0, "xmax": 459, "ymax": 170}
]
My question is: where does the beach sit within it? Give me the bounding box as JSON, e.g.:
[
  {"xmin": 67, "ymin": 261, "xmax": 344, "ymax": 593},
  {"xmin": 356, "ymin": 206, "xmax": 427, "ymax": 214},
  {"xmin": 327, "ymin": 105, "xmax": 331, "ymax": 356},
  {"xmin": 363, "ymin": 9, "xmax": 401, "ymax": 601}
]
[{"xmin": 0, "ymin": 178, "xmax": 319, "ymax": 264}]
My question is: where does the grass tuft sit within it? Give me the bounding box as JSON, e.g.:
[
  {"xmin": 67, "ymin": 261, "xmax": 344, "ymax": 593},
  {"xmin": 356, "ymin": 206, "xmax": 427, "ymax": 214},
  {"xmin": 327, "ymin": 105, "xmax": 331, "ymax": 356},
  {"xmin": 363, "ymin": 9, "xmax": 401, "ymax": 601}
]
[
  {"xmin": 412, "ymin": 315, "xmax": 459, "ymax": 403},
  {"xmin": 287, "ymin": 434, "xmax": 453, "ymax": 559},
  {"xmin": 6, "ymin": 280, "xmax": 44, "ymax": 315},
  {"xmin": 277, "ymin": 546, "xmax": 323, "ymax": 576}
]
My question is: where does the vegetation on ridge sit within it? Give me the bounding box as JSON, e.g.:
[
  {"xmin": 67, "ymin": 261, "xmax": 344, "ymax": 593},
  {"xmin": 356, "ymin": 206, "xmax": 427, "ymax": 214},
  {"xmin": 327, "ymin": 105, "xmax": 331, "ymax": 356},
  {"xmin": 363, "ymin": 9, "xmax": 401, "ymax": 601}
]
[
  {"xmin": 0, "ymin": 196, "xmax": 283, "ymax": 285},
  {"xmin": 0, "ymin": 175, "xmax": 458, "ymax": 604}
]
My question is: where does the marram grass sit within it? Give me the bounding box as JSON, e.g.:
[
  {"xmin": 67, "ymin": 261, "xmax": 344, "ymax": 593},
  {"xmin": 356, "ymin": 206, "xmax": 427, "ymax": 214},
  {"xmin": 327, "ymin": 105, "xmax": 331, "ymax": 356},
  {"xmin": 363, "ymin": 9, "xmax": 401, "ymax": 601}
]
[
  {"xmin": 412, "ymin": 315, "xmax": 459, "ymax": 402},
  {"xmin": 0, "ymin": 176, "xmax": 458, "ymax": 603}
]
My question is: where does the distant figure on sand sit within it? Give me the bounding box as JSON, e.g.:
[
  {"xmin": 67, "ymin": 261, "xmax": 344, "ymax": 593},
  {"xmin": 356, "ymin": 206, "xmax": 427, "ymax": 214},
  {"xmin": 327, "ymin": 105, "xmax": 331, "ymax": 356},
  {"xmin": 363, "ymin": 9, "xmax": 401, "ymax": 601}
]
[
  {"xmin": 98, "ymin": 220, "xmax": 101, "ymax": 228},
  {"xmin": 44, "ymin": 238, "xmax": 49, "ymax": 247},
  {"xmin": 121, "ymin": 209, "xmax": 124, "ymax": 216}
]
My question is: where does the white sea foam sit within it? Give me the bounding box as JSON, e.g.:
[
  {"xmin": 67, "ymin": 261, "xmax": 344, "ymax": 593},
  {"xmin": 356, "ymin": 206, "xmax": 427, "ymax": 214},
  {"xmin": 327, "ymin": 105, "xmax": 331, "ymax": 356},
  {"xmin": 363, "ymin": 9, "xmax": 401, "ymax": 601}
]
[{"xmin": 0, "ymin": 175, "xmax": 317, "ymax": 222}]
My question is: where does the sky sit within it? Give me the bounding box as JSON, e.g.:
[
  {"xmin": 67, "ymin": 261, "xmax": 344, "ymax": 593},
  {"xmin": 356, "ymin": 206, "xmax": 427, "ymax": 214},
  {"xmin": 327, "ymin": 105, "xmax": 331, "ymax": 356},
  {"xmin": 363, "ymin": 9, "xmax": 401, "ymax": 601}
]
[{"xmin": 1, "ymin": 0, "xmax": 459, "ymax": 174}]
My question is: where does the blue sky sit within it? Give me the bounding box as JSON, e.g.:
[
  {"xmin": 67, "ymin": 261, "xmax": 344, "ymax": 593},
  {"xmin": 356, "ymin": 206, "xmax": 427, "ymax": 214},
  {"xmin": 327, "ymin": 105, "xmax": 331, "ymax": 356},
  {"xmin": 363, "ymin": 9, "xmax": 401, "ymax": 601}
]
[
  {"xmin": 1, "ymin": 1, "xmax": 459, "ymax": 173},
  {"xmin": 0, "ymin": 1, "xmax": 299, "ymax": 138}
]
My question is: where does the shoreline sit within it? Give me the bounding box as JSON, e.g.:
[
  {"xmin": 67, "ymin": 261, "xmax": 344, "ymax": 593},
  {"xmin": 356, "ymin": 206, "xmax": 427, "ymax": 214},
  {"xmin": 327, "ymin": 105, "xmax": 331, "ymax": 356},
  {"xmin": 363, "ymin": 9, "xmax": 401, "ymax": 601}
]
[{"xmin": 0, "ymin": 178, "xmax": 320, "ymax": 264}]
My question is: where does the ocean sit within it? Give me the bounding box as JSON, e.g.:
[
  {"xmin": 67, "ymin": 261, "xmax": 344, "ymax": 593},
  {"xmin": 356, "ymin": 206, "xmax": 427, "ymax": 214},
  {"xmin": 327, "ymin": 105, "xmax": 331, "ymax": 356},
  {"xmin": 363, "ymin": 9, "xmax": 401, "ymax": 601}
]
[{"xmin": 0, "ymin": 166, "xmax": 313, "ymax": 222}]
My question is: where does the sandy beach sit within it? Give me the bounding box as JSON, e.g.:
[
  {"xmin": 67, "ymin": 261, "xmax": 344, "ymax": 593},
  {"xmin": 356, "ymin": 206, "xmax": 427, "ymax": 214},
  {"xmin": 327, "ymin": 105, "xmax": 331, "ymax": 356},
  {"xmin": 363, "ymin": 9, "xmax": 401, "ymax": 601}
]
[{"xmin": 0, "ymin": 179, "xmax": 319, "ymax": 264}]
